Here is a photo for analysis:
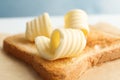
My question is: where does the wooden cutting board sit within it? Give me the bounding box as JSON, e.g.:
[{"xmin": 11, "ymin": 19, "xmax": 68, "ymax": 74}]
[{"xmin": 0, "ymin": 23, "xmax": 120, "ymax": 80}]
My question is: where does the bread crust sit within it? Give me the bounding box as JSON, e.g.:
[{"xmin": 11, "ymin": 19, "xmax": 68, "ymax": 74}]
[{"xmin": 3, "ymin": 28, "xmax": 120, "ymax": 80}]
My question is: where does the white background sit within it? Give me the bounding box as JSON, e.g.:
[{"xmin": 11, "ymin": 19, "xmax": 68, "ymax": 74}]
[{"xmin": 0, "ymin": 15, "xmax": 120, "ymax": 34}]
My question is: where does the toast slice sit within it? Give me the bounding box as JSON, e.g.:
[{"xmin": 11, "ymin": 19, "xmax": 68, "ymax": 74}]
[
  {"xmin": 3, "ymin": 27, "xmax": 120, "ymax": 80},
  {"xmin": 92, "ymin": 22, "xmax": 120, "ymax": 36}
]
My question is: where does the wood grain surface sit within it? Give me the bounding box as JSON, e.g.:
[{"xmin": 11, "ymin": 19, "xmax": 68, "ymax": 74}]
[{"xmin": 0, "ymin": 23, "xmax": 120, "ymax": 80}]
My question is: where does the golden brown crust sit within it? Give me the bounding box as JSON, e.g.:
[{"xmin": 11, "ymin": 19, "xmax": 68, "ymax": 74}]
[{"xmin": 3, "ymin": 28, "xmax": 120, "ymax": 80}]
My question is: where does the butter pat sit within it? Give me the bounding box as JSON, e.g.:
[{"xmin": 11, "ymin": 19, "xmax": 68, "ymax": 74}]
[{"xmin": 25, "ymin": 13, "xmax": 52, "ymax": 42}]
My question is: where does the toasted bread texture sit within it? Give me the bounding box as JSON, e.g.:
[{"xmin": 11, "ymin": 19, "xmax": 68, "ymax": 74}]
[{"xmin": 3, "ymin": 27, "xmax": 120, "ymax": 80}]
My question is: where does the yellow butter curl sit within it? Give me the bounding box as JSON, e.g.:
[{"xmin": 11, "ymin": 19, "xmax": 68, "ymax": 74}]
[
  {"xmin": 35, "ymin": 28, "xmax": 86, "ymax": 60},
  {"xmin": 25, "ymin": 13, "xmax": 52, "ymax": 42},
  {"xmin": 64, "ymin": 9, "xmax": 89, "ymax": 36}
]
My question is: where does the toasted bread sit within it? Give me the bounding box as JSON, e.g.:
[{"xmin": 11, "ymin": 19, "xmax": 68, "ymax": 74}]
[
  {"xmin": 93, "ymin": 22, "xmax": 120, "ymax": 36},
  {"xmin": 3, "ymin": 27, "xmax": 120, "ymax": 80}
]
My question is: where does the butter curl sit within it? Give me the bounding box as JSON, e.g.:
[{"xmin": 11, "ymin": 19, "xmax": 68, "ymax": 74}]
[{"xmin": 35, "ymin": 29, "xmax": 86, "ymax": 60}]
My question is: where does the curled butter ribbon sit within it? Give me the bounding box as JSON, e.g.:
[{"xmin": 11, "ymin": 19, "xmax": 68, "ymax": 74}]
[
  {"xmin": 35, "ymin": 29, "xmax": 86, "ymax": 60},
  {"xmin": 64, "ymin": 9, "xmax": 89, "ymax": 36},
  {"xmin": 25, "ymin": 13, "xmax": 52, "ymax": 42}
]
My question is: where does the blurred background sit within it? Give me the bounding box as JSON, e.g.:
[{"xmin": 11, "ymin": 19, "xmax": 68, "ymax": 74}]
[{"xmin": 0, "ymin": 0, "xmax": 120, "ymax": 17}]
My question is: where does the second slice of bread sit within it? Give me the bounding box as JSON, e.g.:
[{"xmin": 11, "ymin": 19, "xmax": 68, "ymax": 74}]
[{"xmin": 3, "ymin": 27, "xmax": 120, "ymax": 80}]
